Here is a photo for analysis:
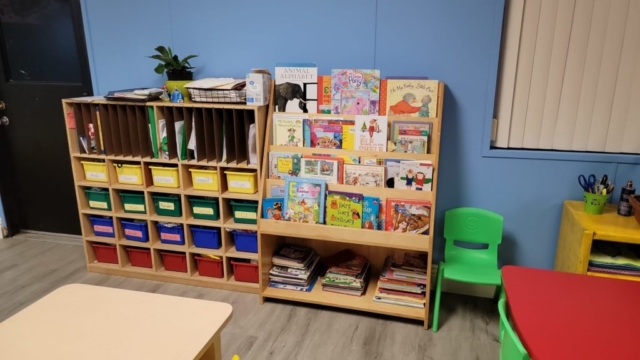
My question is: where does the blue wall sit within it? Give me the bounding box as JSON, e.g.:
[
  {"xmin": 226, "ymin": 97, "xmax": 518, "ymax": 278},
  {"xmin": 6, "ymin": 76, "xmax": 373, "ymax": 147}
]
[{"xmin": 81, "ymin": 0, "xmax": 640, "ymax": 269}]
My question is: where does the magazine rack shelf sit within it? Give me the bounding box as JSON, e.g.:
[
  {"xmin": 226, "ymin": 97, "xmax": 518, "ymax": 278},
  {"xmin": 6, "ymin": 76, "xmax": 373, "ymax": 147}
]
[
  {"xmin": 258, "ymin": 82, "xmax": 445, "ymax": 328},
  {"xmin": 62, "ymin": 98, "xmax": 268, "ymax": 294}
]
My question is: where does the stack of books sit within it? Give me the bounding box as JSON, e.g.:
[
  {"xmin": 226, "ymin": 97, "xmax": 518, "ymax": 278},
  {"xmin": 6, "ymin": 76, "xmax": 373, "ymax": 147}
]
[
  {"xmin": 268, "ymin": 244, "xmax": 319, "ymax": 292},
  {"xmin": 373, "ymin": 253, "xmax": 428, "ymax": 309},
  {"xmin": 321, "ymin": 250, "xmax": 371, "ymax": 296}
]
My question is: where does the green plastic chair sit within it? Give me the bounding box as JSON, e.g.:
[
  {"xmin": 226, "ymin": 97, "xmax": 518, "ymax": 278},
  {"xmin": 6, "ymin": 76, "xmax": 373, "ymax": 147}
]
[
  {"xmin": 498, "ymin": 298, "xmax": 530, "ymax": 360},
  {"xmin": 432, "ymin": 207, "xmax": 503, "ymax": 332}
]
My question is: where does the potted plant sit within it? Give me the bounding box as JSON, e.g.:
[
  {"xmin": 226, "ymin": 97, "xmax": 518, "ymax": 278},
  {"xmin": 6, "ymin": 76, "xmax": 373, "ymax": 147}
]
[{"xmin": 148, "ymin": 46, "xmax": 198, "ymax": 100}]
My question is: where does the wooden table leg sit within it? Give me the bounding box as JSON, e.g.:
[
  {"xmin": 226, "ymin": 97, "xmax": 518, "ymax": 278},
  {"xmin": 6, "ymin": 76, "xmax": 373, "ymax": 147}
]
[{"xmin": 200, "ymin": 333, "xmax": 222, "ymax": 360}]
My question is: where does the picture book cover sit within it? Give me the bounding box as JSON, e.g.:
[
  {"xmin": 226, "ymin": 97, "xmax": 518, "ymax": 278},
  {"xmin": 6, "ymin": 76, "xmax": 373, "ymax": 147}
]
[
  {"xmin": 326, "ymin": 191, "xmax": 364, "ymax": 228},
  {"xmin": 360, "ymin": 156, "xmax": 383, "ymax": 166},
  {"xmin": 273, "ymin": 244, "xmax": 315, "ymax": 264},
  {"xmin": 388, "ymin": 139, "xmax": 427, "ymax": 154},
  {"xmin": 269, "ymin": 152, "xmax": 301, "ymax": 179},
  {"xmin": 310, "ymin": 123, "xmax": 343, "ymax": 149},
  {"xmin": 396, "ymin": 161, "xmax": 433, "ymax": 191},
  {"xmin": 362, "ymin": 196, "xmax": 380, "ymax": 230},
  {"xmin": 354, "ymin": 115, "xmax": 388, "ymax": 152},
  {"xmin": 323, "ymin": 249, "xmax": 367, "ymax": 275},
  {"xmin": 385, "ymin": 79, "xmax": 438, "ymax": 117},
  {"xmin": 317, "ymin": 75, "xmax": 332, "ymax": 114},
  {"xmin": 300, "ymin": 157, "xmax": 341, "ymax": 184},
  {"xmin": 263, "ymin": 197, "xmax": 284, "ymax": 220},
  {"xmin": 393, "ymin": 121, "xmax": 431, "ymax": 143},
  {"xmin": 331, "ymin": 69, "xmax": 381, "ymax": 115},
  {"xmin": 392, "ymin": 252, "xmax": 428, "ymax": 272},
  {"xmin": 273, "ymin": 115, "xmax": 304, "ymax": 147},
  {"xmin": 275, "ymin": 63, "xmax": 318, "ymax": 113},
  {"xmin": 283, "ymin": 176, "xmax": 326, "ymax": 224},
  {"xmin": 343, "ymin": 164, "xmax": 385, "ymax": 187},
  {"xmin": 385, "ymin": 199, "xmax": 432, "ymax": 235}
]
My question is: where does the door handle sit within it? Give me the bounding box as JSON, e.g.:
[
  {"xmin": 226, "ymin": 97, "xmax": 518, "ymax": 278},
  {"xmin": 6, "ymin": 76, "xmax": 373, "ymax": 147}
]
[
  {"xmin": 0, "ymin": 101, "xmax": 5, "ymax": 110},
  {"xmin": 0, "ymin": 116, "xmax": 8, "ymax": 126}
]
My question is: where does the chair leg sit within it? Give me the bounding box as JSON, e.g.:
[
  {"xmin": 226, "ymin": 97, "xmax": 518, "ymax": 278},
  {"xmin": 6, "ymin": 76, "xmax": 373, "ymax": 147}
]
[{"xmin": 432, "ymin": 265, "xmax": 445, "ymax": 332}]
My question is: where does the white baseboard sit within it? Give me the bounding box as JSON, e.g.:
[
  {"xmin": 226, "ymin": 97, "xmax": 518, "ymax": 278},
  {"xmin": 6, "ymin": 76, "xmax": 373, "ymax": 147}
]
[
  {"xmin": 12, "ymin": 231, "xmax": 83, "ymax": 245},
  {"xmin": 431, "ymin": 264, "xmax": 496, "ymax": 299}
]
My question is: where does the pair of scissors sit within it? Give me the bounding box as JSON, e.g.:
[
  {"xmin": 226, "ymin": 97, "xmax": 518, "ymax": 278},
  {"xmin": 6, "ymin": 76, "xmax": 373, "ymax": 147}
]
[{"xmin": 578, "ymin": 174, "xmax": 596, "ymax": 193}]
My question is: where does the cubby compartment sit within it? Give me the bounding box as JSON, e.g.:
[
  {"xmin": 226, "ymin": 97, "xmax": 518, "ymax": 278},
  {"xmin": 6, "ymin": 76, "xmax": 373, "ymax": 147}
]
[
  {"xmin": 88, "ymin": 216, "xmax": 116, "ymax": 238},
  {"xmin": 190, "ymin": 226, "xmax": 222, "ymax": 250},
  {"xmin": 156, "ymin": 222, "xmax": 186, "ymax": 246},
  {"xmin": 111, "ymin": 161, "xmax": 144, "ymax": 186},
  {"xmin": 228, "ymin": 200, "xmax": 259, "ymax": 225},
  {"xmin": 71, "ymin": 103, "xmax": 104, "ymax": 155},
  {"xmin": 193, "ymin": 254, "xmax": 224, "ymax": 278},
  {"xmin": 154, "ymin": 106, "xmax": 191, "ymax": 161},
  {"xmin": 224, "ymin": 169, "xmax": 258, "ymax": 194},
  {"xmin": 187, "ymin": 196, "xmax": 220, "ymax": 221},
  {"xmin": 79, "ymin": 187, "xmax": 111, "ymax": 213},
  {"xmin": 91, "ymin": 242, "xmax": 118, "ymax": 264},
  {"xmin": 229, "ymin": 258, "xmax": 259, "ymax": 283},
  {"xmin": 231, "ymin": 230, "xmax": 258, "ymax": 253},
  {"xmin": 80, "ymin": 160, "xmax": 108, "ymax": 183},
  {"xmin": 117, "ymin": 191, "xmax": 147, "ymax": 215},
  {"xmin": 148, "ymin": 165, "xmax": 180, "ymax": 188},
  {"xmin": 120, "ymin": 219, "xmax": 149, "ymax": 242},
  {"xmin": 159, "ymin": 250, "xmax": 188, "ymax": 273},
  {"xmin": 124, "ymin": 246, "xmax": 153, "ymax": 269},
  {"xmin": 187, "ymin": 167, "xmax": 219, "ymax": 192},
  {"xmin": 150, "ymin": 193, "xmax": 182, "ymax": 218}
]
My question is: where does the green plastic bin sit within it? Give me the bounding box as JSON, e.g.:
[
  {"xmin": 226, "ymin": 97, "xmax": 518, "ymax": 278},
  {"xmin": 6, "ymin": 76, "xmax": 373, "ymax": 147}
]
[
  {"xmin": 85, "ymin": 188, "xmax": 111, "ymax": 211},
  {"xmin": 120, "ymin": 192, "xmax": 146, "ymax": 214},
  {"xmin": 152, "ymin": 194, "xmax": 182, "ymax": 217},
  {"xmin": 189, "ymin": 197, "xmax": 220, "ymax": 221},
  {"xmin": 230, "ymin": 200, "xmax": 258, "ymax": 224}
]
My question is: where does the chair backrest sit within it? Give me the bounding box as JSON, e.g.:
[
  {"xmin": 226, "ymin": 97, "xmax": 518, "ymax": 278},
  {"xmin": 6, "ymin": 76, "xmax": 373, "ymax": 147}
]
[
  {"xmin": 498, "ymin": 299, "xmax": 530, "ymax": 360},
  {"xmin": 443, "ymin": 207, "xmax": 503, "ymax": 268}
]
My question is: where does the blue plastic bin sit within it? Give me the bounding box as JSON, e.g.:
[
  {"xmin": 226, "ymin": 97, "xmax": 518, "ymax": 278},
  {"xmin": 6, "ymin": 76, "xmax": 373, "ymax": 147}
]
[
  {"xmin": 157, "ymin": 223, "xmax": 185, "ymax": 245},
  {"xmin": 233, "ymin": 231, "xmax": 258, "ymax": 253},
  {"xmin": 191, "ymin": 226, "xmax": 221, "ymax": 249},
  {"xmin": 89, "ymin": 216, "xmax": 115, "ymax": 238},
  {"xmin": 121, "ymin": 219, "xmax": 149, "ymax": 242}
]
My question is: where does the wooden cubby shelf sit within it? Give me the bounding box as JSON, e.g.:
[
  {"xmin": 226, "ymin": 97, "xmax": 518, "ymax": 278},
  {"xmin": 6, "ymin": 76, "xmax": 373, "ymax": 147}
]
[
  {"xmin": 63, "ymin": 97, "xmax": 267, "ymax": 294},
  {"xmin": 257, "ymin": 82, "xmax": 445, "ymax": 329}
]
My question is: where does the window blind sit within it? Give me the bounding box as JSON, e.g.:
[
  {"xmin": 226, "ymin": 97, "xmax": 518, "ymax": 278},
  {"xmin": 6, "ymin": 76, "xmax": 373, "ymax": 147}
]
[{"xmin": 494, "ymin": 0, "xmax": 640, "ymax": 154}]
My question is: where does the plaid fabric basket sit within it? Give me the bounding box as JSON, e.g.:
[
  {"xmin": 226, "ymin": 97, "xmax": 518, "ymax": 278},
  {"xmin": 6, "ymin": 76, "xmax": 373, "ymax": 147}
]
[{"xmin": 187, "ymin": 88, "xmax": 246, "ymax": 103}]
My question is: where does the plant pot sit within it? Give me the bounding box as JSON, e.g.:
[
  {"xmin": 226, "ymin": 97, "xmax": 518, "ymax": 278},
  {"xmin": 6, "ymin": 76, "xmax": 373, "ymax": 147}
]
[
  {"xmin": 167, "ymin": 70, "xmax": 193, "ymax": 81},
  {"xmin": 165, "ymin": 80, "xmax": 191, "ymax": 102}
]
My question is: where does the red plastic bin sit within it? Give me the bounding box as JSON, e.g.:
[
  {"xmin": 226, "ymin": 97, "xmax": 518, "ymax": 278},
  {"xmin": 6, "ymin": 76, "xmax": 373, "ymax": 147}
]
[
  {"xmin": 161, "ymin": 251, "xmax": 187, "ymax": 273},
  {"xmin": 92, "ymin": 243, "xmax": 118, "ymax": 264},
  {"xmin": 231, "ymin": 260, "xmax": 259, "ymax": 283},
  {"xmin": 126, "ymin": 247, "xmax": 152, "ymax": 268},
  {"xmin": 195, "ymin": 256, "xmax": 224, "ymax": 278}
]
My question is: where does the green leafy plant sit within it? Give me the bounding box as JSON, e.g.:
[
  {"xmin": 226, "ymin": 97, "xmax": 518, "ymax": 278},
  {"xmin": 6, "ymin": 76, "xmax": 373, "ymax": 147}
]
[{"xmin": 148, "ymin": 46, "xmax": 198, "ymax": 78}]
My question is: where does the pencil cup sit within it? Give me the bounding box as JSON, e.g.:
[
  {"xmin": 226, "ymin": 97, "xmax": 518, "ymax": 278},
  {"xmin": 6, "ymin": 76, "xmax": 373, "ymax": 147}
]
[{"xmin": 583, "ymin": 192, "xmax": 610, "ymax": 215}]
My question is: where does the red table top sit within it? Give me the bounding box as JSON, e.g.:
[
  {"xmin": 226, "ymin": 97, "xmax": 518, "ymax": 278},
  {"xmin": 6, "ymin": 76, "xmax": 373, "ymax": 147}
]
[{"xmin": 502, "ymin": 266, "xmax": 640, "ymax": 360}]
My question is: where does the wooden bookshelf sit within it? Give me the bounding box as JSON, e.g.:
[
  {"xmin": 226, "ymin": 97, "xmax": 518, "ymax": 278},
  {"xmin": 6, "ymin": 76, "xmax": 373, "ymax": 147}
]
[
  {"xmin": 258, "ymin": 82, "xmax": 445, "ymax": 329},
  {"xmin": 62, "ymin": 98, "xmax": 268, "ymax": 294}
]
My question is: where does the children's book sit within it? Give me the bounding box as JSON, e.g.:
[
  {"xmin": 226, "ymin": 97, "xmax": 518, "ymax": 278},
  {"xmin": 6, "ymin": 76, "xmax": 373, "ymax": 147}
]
[
  {"xmin": 384, "ymin": 158, "xmax": 406, "ymax": 188},
  {"xmin": 354, "ymin": 115, "xmax": 388, "ymax": 152},
  {"xmin": 275, "ymin": 63, "xmax": 318, "ymax": 113},
  {"xmin": 388, "ymin": 139, "xmax": 427, "ymax": 154},
  {"xmin": 263, "ymin": 197, "xmax": 285, "ymax": 220},
  {"xmin": 313, "ymin": 153, "xmax": 359, "ymax": 165},
  {"xmin": 392, "ymin": 252, "xmax": 428, "ymax": 273},
  {"xmin": 360, "ymin": 156, "xmax": 383, "ymax": 166},
  {"xmin": 317, "ymin": 75, "xmax": 332, "ymax": 114},
  {"xmin": 343, "ymin": 164, "xmax": 385, "ymax": 187},
  {"xmin": 283, "ymin": 177, "xmax": 326, "ymax": 224},
  {"xmin": 310, "ymin": 123, "xmax": 343, "ymax": 149},
  {"xmin": 273, "ymin": 115, "xmax": 305, "ymax": 147},
  {"xmin": 379, "ymin": 200, "xmax": 386, "ymax": 231},
  {"xmin": 269, "ymin": 276, "xmax": 318, "ymax": 292},
  {"xmin": 269, "ymin": 152, "xmax": 302, "ymax": 179},
  {"xmin": 385, "ymin": 198, "xmax": 432, "ymax": 235},
  {"xmin": 326, "ymin": 191, "xmax": 364, "ymax": 228},
  {"xmin": 300, "ymin": 157, "xmax": 341, "ymax": 184},
  {"xmin": 395, "ymin": 161, "xmax": 433, "ymax": 191},
  {"xmin": 384, "ymin": 79, "xmax": 439, "ymax": 117},
  {"xmin": 363, "ymin": 196, "xmax": 380, "ymax": 230},
  {"xmin": 272, "ymin": 244, "xmax": 316, "ymax": 268},
  {"xmin": 392, "ymin": 121, "xmax": 431, "ymax": 142},
  {"xmin": 270, "ymin": 185, "xmax": 285, "ymax": 197},
  {"xmin": 331, "ymin": 69, "xmax": 381, "ymax": 115}
]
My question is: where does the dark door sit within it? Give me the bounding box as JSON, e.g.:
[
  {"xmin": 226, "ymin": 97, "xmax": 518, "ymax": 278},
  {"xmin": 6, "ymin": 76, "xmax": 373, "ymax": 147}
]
[{"xmin": 0, "ymin": 0, "xmax": 93, "ymax": 235}]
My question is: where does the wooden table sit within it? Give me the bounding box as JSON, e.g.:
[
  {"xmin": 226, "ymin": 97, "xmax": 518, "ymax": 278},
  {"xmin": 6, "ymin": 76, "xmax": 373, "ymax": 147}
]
[
  {"xmin": 0, "ymin": 284, "xmax": 232, "ymax": 359},
  {"xmin": 555, "ymin": 200, "xmax": 640, "ymax": 281},
  {"xmin": 502, "ymin": 265, "xmax": 640, "ymax": 360}
]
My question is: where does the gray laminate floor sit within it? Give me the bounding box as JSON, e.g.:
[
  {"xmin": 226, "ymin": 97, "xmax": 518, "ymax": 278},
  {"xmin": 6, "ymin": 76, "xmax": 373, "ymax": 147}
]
[{"xmin": 0, "ymin": 235, "xmax": 499, "ymax": 360}]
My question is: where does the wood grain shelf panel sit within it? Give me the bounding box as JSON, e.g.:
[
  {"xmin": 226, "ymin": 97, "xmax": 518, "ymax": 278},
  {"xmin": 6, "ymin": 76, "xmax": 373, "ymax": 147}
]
[
  {"xmin": 587, "ymin": 271, "xmax": 640, "ymax": 282},
  {"xmin": 224, "ymin": 219, "xmax": 257, "ymax": 230},
  {"xmin": 80, "ymin": 209, "xmax": 113, "ymax": 217},
  {"xmin": 85, "ymin": 236, "xmax": 116, "ymax": 244},
  {"xmin": 118, "ymin": 239, "xmax": 151, "ymax": 248},
  {"xmin": 259, "ymin": 220, "xmax": 430, "ymax": 252},
  {"xmin": 185, "ymin": 217, "xmax": 223, "ymax": 227},
  {"xmin": 76, "ymin": 181, "xmax": 110, "ymax": 188},
  {"xmin": 114, "ymin": 211, "xmax": 148, "ymax": 220},
  {"xmin": 220, "ymin": 191, "xmax": 260, "ymax": 201},
  {"xmin": 226, "ymin": 246, "xmax": 258, "ymax": 260},
  {"xmin": 189, "ymin": 247, "xmax": 224, "ymax": 256},
  {"xmin": 111, "ymin": 183, "xmax": 145, "ymax": 191},
  {"xmin": 146, "ymin": 186, "xmax": 183, "ymax": 195},
  {"xmin": 262, "ymin": 276, "xmax": 424, "ymax": 321},
  {"xmin": 228, "ymin": 275, "xmax": 259, "ymax": 288},
  {"xmin": 183, "ymin": 187, "xmax": 220, "ymax": 197}
]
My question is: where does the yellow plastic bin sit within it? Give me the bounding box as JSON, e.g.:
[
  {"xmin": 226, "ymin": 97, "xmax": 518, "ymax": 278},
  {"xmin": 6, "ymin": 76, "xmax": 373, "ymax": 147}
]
[
  {"xmin": 224, "ymin": 170, "xmax": 258, "ymax": 194},
  {"xmin": 81, "ymin": 161, "xmax": 108, "ymax": 183},
  {"xmin": 113, "ymin": 163, "xmax": 143, "ymax": 185},
  {"xmin": 149, "ymin": 166, "xmax": 180, "ymax": 188},
  {"xmin": 189, "ymin": 167, "xmax": 218, "ymax": 192}
]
